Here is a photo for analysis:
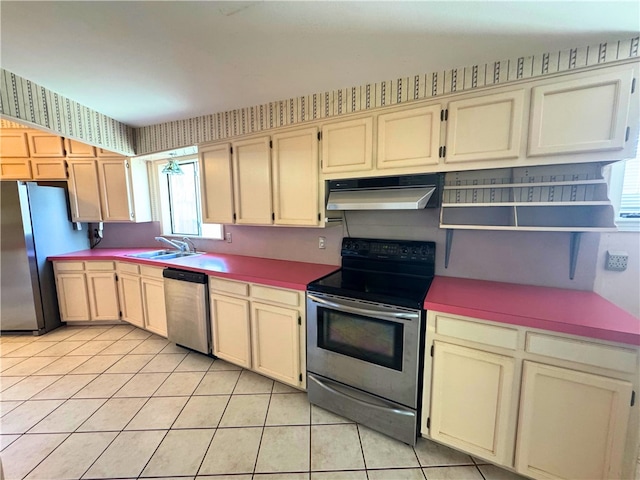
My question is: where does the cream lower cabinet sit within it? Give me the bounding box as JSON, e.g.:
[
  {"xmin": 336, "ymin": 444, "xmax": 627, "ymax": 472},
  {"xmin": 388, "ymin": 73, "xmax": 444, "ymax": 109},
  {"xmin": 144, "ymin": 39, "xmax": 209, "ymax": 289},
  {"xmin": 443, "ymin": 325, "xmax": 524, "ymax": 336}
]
[
  {"xmin": 140, "ymin": 265, "xmax": 168, "ymax": 337},
  {"xmin": 516, "ymin": 361, "xmax": 632, "ymax": 480},
  {"xmin": 116, "ymin": 263, "xmax": 167, "ymax": 337},
  {"xmin": 430, "ymin": 341, "xmax": 515, "ymax": 465},
  {"xmin": 53, "ymin": 261, "xmax": 119, "ymax": 322},
  {"xmin": 209, "ymin": 277, "xmax": 305, "ymax": 388},
  {"xmin": 116, "ymin": 262, "xmax": 144, "ymax": 329},
  {"xmin": 423, "ymin": 311, "xmax": 640, "ymax": 480}
]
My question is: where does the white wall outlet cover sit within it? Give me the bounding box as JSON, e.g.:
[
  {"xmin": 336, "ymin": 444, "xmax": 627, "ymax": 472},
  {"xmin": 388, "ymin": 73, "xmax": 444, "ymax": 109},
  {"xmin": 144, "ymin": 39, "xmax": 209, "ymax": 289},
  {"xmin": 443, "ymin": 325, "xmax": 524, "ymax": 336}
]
[
  {"xmin": 225, "ymin": 232, "xmax": 232, "ymax": 243},
  {"xmin": 319, "ymin": 236, "xmax": 326, "ymax": 249},
  {"xmin": 605, "ymin": 250, "xmax": 628, "ymax": 271}
]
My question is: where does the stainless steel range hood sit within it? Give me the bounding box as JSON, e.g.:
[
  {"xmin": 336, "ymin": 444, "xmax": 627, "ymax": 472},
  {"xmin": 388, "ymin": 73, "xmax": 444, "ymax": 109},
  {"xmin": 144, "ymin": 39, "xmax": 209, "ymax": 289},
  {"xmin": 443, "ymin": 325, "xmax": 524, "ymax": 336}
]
[{"xmin": 326, "ymin": 174, "xmax": 442, "ymax": 211}]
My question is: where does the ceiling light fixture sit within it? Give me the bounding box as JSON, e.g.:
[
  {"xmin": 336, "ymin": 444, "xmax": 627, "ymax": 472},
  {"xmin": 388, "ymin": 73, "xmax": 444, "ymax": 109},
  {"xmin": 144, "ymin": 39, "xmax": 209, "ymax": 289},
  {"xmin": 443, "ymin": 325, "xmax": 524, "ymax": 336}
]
[{"xmin": 162, "ymin": 152, "xmax": 183, "ymax": 175}]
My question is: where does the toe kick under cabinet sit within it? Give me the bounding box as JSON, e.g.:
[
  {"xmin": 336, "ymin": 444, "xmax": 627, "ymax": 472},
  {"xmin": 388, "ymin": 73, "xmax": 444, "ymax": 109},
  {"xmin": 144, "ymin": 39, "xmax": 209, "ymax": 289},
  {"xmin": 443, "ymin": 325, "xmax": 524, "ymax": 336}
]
[
  {"xmin": 422, "ymin": 311, "xmax": 640, "ymax": 480},
  {"xmin": 209, "ymin": 277, "xmax": 306, "ymax": 389}
]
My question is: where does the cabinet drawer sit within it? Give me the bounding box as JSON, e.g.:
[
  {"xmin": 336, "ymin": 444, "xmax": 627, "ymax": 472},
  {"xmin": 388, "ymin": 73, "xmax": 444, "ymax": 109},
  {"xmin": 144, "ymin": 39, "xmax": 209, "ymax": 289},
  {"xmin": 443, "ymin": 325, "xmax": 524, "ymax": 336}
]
[
  {"xmin": 85, "ymin": 261, "xmax": 116, "ymax": 271},
  {"xmin": 435, "ymin": 314, "xmax": 518, "ymax": 350},
  {"xmin": 54, "ymin": 261, "xmax": 85, "ymax": 272},
  {"xmin": 251, "ymin": 284, "xmax": 300, "ymax": 307},
  {"xmin": 209, "ymin": 277, "xmax": 249, "ymax": 297},
  {"xmin": 140, "ymin": 265, "xmax": 164, "ymax": 279},
  {"xmin": 118, "ymin": 262, "xmax": 140, "ymax": 275},
  {"xmin": 525, "ymin": 332, "xmax": 638, "ymax": 374}
]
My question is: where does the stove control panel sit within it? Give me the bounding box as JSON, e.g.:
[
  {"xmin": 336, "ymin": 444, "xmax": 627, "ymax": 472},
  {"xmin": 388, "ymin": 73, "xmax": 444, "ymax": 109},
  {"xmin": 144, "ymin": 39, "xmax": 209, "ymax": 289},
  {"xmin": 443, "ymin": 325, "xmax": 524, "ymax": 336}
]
[{"xmin": 342, "ymin": 238, "xmax": 435, "ymax": 262}]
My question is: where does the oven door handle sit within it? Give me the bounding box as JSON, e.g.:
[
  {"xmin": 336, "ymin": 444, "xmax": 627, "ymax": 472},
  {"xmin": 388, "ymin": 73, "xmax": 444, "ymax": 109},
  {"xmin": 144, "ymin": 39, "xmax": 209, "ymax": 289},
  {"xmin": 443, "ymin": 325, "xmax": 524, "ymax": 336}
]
[
  {"xmin": 307, "ymin": 293, "xmax": 419, "ymax": 322},
  {"xmin": 308, "ymin": 373, "xmax": 414, "ymax": 418}
]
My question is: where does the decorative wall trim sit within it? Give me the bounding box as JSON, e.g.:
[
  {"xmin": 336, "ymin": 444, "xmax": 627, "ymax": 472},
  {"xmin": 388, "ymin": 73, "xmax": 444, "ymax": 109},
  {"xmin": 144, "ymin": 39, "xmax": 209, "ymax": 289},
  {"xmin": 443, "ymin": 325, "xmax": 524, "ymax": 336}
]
[
  {"xmin": 136, "ymin": 35, "xmax": 640, "ymax": 155},
  {"xmin": 0, "ymin": 69, "xmax": 135, "ymax": 155}
]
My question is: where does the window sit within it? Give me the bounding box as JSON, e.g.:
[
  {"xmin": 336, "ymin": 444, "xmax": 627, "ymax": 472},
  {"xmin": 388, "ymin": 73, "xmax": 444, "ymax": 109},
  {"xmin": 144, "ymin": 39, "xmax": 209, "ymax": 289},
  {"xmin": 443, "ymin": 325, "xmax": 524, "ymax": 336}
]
[
  {"xmin": 152, "ymin": 155, "xmax": 223, "ymax": 240},
  {"xmin": 608, "ymin": 138, "xmax": 640, "ymax": 232}
]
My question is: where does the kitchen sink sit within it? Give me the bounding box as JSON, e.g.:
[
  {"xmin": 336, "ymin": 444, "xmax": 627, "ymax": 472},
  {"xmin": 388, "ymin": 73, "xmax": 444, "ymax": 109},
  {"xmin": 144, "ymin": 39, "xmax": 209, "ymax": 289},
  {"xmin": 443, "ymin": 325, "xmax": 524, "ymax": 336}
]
[{"xmin": 125, "ymin": 250, "xmax": 202, "ymax": 260}]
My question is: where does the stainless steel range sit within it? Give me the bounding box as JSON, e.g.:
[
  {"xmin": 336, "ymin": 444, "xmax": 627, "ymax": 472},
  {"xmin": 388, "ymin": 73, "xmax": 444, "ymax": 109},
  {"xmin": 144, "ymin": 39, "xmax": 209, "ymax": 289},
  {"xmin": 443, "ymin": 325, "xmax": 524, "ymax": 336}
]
[{"xmin": 306, "ymin": 237, "xmax": 435, "ymax": 445}]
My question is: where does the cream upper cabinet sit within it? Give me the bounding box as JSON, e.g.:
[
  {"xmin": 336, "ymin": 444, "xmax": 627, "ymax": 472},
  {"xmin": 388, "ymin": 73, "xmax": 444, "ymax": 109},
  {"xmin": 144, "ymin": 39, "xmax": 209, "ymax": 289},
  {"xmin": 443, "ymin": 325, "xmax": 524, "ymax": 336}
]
[
  {"xmin": 272, "ymin": 127, "xmax": 320, "ymax": 226},
  {"xmin": 430, "ymin": 341, "xmax": 515, "ymax": 465},
  {"xmin": 251, "ymin": 301, "xmax": 301, "ymax": 387},
  {"xmin": 64, "ymin": 138, "xmax": 96, "ymax": 158},
  {"xmin": 26, "ymin": 132, "xmax": 65, "ymax": 158},
  {"xmin": 515, "ymin": 361, "xmax": 632, "ymax": 480},
  {"xmin": 0, "ymin": 160, "xmax": 31, "ymax": 180},
  {"xmin": 97, "ymin": 158, "xmax": 151, "ymax": 222},
  {"xmin": 232, "ymin": 136, "xmax": 272, "ymax": 225},
  {"xmin": 199, "ymin": 143, "xmax": 235, "ymax": 224},
  {"xmin": 321, "ymin": 117, "xmax": 373, "ymax": 174},
  {"xmin": 377, "ymin": 105, "xmax": 442, "ymax": 170},
  {"xmin": 31, "ymin": 159, "xmax": 67, "ymax": 180},
  {"xmin": 0, "ymin": 130, "xmax": 29, "ymax": 157},
  {"xmin": 67, "ymin": 159, "xmax": 103, "ymax": 222},
  {"xmin": 444, "ymin": 89, "xmax": 526, "ymax": 164},
  {"xmin": 528, "ymin": 66, "xmax": 636, "ymax": 159},
  {"xmin": 210, "ymin": 293, "xmax": 252, "ymax": 368}
]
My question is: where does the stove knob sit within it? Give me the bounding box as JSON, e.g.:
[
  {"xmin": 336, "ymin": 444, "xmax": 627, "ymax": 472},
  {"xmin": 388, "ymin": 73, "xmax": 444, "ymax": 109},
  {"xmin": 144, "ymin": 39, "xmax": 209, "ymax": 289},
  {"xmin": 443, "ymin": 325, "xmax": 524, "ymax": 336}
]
[
  {"xmin": 421, "ymin": 247, "xmax": 430, "ymax": 256},
  {"xmin": 353, "ymin": 242, "xmax": 359, "ymax": 250},
  {"xmin": 401, "ymin": 247, "xmax": 409, "ymax": 254},
  {"xmin": 344, "ymin": 241, "xmax": 352, "ymax": 250},
  {"xmin": 412, "ymin": 247, "xmax": 419, "ymax": 255}
]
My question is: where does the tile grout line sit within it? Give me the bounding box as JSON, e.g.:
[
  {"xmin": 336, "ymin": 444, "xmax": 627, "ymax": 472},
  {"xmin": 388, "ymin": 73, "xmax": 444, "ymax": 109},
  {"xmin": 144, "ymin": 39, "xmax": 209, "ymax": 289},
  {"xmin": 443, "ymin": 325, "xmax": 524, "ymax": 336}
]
[
  {"xmin": 250, "ymin": 374, "xmax": 275, "ymax": 478},
  {"xmin": 354, "ymin": 423, "xmax": 370, "ymax": 480}
]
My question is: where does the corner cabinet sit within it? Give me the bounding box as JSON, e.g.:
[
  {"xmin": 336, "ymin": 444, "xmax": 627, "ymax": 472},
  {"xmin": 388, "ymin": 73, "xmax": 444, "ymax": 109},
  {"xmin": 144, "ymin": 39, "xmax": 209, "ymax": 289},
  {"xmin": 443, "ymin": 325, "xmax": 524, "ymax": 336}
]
[
  {"xmin": 209, "ymin": 277, "xmax": 306, "ymax": 389},
  {"xmin": 67, "ymin": 158, "xmax": 151, "ymax": 223},
  {"xmin": 53, "ymin": 261, "xmax": 120, "ymax": 322},
  {"xmin": 422, "ymin": 311, "xmax": 640, "ymax": 480}
]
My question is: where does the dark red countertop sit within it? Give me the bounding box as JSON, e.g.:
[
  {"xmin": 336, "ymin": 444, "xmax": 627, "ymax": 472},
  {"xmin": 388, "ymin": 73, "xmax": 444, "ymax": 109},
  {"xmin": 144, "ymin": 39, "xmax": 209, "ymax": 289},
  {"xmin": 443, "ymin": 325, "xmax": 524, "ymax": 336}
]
[
  {"xmin": 425, "ymin": 276, "xmax": 640, "ymax": 346},
  {"xmin": 48, "ymin": 249, "xmax": 339, "ymax": 291}
]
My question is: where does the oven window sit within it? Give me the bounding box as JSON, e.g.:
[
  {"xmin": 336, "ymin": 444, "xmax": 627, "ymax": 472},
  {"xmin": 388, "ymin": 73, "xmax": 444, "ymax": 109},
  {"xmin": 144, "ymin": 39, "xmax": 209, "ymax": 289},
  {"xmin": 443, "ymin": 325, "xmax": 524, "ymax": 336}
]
[{"xmin": 317, "ymin": 307, "xmax": 403, "ymax": 371}]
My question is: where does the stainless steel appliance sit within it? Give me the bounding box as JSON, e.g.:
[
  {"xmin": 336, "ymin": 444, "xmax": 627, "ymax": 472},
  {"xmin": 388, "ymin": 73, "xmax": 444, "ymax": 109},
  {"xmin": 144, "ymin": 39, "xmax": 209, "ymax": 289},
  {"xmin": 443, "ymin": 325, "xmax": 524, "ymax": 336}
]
[
  {"xmin": 306, "ymin": 237, "xmax": 435, "ymax": 445},
  {"xmin": 326, "ymin": 173, "xmax": 442, "ymax": 211},
  {"xmin": 163, "ymin": 268, "xmax": 211, "ymax": 355},
  {"xmin": 1, "ymin": 182, "xmax": 90, "ymax": 334}
]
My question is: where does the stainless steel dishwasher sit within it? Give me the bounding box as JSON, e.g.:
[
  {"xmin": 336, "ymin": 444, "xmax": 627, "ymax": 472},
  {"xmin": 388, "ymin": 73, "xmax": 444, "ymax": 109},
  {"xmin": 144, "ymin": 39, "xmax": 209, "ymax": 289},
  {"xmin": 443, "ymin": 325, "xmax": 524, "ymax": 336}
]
[{"xmin": 162, "ymin": 268, "xmax": 211, "ymax": 355}]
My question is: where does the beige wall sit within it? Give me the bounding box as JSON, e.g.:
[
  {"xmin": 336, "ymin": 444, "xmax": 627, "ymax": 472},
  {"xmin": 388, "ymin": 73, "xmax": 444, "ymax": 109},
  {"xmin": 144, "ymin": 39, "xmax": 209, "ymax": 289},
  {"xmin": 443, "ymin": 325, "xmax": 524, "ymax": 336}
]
[{"xmin": 594, "ymin": 231, "xmax": 640, "ymax": 317}]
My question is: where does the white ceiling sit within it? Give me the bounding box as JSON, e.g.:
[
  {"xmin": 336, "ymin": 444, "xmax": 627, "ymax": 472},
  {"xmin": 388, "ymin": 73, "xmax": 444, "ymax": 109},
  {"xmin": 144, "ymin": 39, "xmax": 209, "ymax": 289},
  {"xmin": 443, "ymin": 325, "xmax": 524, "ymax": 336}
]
[{"xmin": 1, "ymin": 1, "xmax": 639, "ymax": 128}]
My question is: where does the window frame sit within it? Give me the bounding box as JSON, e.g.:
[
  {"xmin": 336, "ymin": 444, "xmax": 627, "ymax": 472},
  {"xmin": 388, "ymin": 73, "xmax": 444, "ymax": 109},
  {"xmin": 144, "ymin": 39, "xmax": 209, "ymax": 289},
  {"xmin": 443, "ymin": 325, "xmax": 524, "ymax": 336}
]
[
  {"xmin": 607, "ymin": 157, "xmax": 640, "ymax": 232},
  {"xmin": 150, "ymin": 156, "xmax": 224, "ymax": 240}
]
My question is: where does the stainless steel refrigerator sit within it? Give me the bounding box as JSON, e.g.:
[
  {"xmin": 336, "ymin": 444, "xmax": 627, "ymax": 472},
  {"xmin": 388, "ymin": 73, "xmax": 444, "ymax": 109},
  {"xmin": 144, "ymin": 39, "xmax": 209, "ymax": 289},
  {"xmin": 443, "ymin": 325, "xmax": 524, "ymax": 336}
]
[{"xmin": 1, "ymin": 182, "xmax": 90, "ymax": 334}]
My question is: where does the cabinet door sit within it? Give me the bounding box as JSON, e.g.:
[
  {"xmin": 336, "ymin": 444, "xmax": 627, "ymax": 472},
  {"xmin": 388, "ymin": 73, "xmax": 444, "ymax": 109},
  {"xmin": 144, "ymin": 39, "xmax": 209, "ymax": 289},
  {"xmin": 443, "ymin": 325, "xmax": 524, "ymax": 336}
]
[
  {"xmin": 515, "ymin": 361, "xmax": 632, "ymax": 480},
  {"xmin": 430, "ymin": 341, "xmax": 515, "ymax": 465},
  {"xmin": 0, "ymin": 131, "xmax": 29, "ymax": 157},
  {"xmin": 97, "ymin": 159, "xmax": 135, "ymax": 222},
  {"xmin": 233, "ymin": 136, "xmax": 272, "ymax": 224},
  {"xmin": 67, "ymin": 159, "xmax": 102, "ymax": 222},
  {"xmin": 251, "ymin": 302, "xmax": 301, "ymax": 387},
  {"xmin": 86, "ymin": 272, "xmax": 120, "ymax": 321},
  {"xmin": 64, "ymin": 138, "xmax": 96, "ymax": 158},
  {"xmin": 141, "ymin": 277, "xmax": 168, "ymax": 337},
  {"xmin": 377, "ymin": 105, "xmax": 442, "ymax": 169},
  {"xmin": 321, "ymin": 117, "xmax": 373, "ymax": 174},
  {"xmin": 26, "ymin": 132, "xmax": 65, "ymax": 157},
  {"xmin": 528, "ymin": 68, "xmax": 635, "ymax": 157},
  {"xmin": 118, "ymin": 273, "xmax": 144, "ymax": 328},
  {"xmin": 445, "ymin": 89, "xmax": 525, "ymax": 164},
  {"xmin": 0, "ymin": 159, "xmax": 31, "ymax": 180},
  {"xmin": 210, "ymin": 293, "xmax": 251, "ymax": 368},
  {"xmin": 272, "ymin": 127, "xmax": 320, "ymax": 226},
  {"xmin": 55, "ymin": 273, "xmax": 90, "ymax": 321},
  {"xmin": 199, "ymin": 143, "xmax": 235, "ymax": 224},
  {"xmin": 31, "ymin": 159, "xmax": 66, "ymax": 180}
]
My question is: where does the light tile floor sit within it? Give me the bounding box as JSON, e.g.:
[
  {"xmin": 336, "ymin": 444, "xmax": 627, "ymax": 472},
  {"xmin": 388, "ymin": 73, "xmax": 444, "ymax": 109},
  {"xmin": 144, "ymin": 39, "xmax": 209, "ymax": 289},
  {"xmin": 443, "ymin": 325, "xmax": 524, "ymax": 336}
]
[{"xmin": 0, "ymin": 324, "xmax": 529, "ymax": 480}]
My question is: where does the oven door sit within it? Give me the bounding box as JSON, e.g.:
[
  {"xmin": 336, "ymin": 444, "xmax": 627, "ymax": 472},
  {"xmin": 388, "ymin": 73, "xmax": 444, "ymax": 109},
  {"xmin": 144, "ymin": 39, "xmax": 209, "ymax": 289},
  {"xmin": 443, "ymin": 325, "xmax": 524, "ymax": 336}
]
[{"xmin": 306, "ymin": 292, "xmax": 423, "ymax": 408}]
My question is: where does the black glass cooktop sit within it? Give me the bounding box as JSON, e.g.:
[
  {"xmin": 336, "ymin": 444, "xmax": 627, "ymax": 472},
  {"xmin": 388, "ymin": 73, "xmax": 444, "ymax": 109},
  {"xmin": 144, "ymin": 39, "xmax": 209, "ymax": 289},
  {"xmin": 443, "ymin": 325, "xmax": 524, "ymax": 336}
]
[{"xmin": 307, "ymin": 238, "xmax": 436, "ymax": 310}]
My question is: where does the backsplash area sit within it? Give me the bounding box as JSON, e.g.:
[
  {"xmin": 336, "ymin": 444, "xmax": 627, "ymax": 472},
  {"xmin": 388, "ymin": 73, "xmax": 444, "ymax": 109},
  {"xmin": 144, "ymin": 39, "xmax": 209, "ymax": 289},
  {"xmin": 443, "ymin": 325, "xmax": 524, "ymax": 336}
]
[{"xmin": 99, "ymin": 211, "xmax": 601, "ymax": 291}]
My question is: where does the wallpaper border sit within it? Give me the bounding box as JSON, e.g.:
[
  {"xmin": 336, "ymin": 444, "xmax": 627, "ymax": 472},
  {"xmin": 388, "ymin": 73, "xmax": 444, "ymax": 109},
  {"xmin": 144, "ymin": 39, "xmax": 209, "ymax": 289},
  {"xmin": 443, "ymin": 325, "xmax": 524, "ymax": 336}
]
[{"xmin": 0, "ymin": 69, "xmax": 136, "ymax": 155}]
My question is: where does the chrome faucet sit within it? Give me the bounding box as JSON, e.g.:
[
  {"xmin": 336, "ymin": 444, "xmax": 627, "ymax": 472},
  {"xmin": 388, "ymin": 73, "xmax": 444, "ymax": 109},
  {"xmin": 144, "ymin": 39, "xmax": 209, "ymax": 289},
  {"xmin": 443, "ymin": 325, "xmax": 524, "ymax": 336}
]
[
  {"xmin": 155, "ymin": 236, "xmax": 189, "ymax": 252},
  {"xmin": 182, "ymin": 237, "xmax": 197, "ymax": 253}
]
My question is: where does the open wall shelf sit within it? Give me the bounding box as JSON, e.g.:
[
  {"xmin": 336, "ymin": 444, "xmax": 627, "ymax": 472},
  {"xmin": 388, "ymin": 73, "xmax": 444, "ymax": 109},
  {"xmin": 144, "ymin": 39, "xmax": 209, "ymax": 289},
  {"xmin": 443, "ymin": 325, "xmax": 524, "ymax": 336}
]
[{"xmin": 440, "ymin": 163, "xmax": 618, "ymax": 279}]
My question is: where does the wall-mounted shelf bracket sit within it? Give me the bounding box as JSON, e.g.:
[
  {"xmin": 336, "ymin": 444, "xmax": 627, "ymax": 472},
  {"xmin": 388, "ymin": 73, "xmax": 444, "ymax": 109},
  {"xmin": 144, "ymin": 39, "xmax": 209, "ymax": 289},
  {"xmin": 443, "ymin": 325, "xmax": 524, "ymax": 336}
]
[
  {"xmin": 445, "ymin": 229, "xmax": 454, "ymax": 269},
  {"xmin": 569, "ymin": 232, "xmax": 582, "ymax": 280}
]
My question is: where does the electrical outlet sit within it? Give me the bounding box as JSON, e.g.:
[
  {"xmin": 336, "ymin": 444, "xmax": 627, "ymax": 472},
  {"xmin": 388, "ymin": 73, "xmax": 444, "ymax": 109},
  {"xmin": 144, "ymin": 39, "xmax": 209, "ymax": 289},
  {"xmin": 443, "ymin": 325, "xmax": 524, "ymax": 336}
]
[
  {"xmin": 606, "ymin": 251, "xmax": 628, "ymax": 272},
  {"xmin": 318, "ymin": 236, "xmax": 326, "ymax": 249},
  {"xmin": 225, "ymin": 232, "xmax": 232, "ymax": 243}
]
